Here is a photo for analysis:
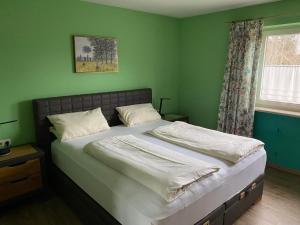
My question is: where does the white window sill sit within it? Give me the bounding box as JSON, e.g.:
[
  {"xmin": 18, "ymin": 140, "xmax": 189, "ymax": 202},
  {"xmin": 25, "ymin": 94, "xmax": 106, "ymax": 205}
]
[{"xmin": 255, "ymin": 107, "xmax": 300, "ymax": 118}]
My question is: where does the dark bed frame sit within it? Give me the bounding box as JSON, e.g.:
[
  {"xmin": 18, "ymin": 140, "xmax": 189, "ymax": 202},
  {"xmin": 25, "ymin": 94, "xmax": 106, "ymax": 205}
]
[{"xmin": 32, "ymin": 88, "xmax": 264, "ymax": 225}]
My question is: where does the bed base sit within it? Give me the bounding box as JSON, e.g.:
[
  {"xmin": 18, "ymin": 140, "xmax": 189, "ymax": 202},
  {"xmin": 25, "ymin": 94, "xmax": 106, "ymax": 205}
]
[
  {"xmin": 50, "ymin": 164, "xmax": 263, "ymax": 225},
  {"xmin": 224, "ymin": 175, "xmax": 264, "ymax": 225},
  {"xmin": 50, "ymin": 164, "xmax": 120, "ymax": 225},
  {"xmin": 195, "ymin": 205, "xmax": 225, "ymax": 225}
]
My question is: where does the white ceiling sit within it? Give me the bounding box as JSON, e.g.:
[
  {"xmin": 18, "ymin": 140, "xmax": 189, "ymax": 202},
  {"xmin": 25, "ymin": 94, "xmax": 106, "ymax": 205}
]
[{"xmin": 83, "ymin": 0, "xmax": 279, "ymax": 18}]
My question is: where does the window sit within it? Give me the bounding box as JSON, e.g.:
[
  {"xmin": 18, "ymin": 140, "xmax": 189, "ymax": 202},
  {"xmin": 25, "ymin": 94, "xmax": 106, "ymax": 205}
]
[{"xmin": 256, "ymin": 26, "xmax": 300, "ymax": 113}]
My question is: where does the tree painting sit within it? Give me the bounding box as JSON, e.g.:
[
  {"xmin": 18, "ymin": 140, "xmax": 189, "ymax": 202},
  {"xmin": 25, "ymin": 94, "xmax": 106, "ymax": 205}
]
[{"xmin": 74, "ymin": 36, "xmax": 118, "ymax": 73}]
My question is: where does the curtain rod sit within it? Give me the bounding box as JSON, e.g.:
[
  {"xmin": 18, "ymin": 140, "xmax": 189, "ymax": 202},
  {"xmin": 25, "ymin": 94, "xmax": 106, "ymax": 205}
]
[{"xmin": 225, "ymin": 13, "xmax": 300, "ymax": 24}]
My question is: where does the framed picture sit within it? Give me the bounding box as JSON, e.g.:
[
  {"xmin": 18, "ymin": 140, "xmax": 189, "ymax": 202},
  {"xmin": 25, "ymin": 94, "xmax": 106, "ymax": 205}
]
[{"xmin": 74, "ymin": 35, "xmax": 118, "ymax": 73}]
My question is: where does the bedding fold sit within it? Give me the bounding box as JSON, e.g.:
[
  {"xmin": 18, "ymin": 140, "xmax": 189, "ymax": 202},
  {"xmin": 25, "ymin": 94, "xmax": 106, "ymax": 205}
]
[
  {"xmin": 148, "ymin": 121, "xmax": 264, "ymax": 163},
  {"xmin": 83, "ymin": 134, "xmax": 219, "ymax": 202}
]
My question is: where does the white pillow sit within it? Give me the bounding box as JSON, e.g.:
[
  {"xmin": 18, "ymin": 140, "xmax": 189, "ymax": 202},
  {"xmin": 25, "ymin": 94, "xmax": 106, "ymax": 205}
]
[
  {"xmin": 47, "ymin": 108, "xmax": 110, "ymax": 141},
  {"xmin": 116, "ymin": 103, "xmax": 161, "ymax": 127}
]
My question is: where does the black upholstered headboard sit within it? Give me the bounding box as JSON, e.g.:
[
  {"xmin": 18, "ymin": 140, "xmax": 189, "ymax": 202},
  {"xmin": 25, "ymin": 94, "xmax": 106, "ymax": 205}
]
[{"xmin": 32, "ymin": 88, "xmax": 152, "ymax": 151}]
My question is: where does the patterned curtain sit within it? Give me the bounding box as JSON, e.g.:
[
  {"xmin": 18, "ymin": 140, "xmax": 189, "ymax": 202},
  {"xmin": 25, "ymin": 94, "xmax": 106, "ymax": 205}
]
[{"xmin": 217, "ymin": 20, "xmax": 263, "ymax": 137}]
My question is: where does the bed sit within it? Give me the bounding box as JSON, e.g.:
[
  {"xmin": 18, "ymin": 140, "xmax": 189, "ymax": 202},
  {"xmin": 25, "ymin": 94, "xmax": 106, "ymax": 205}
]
[{"xmin": 32, "ymin": 88, "xmax": 266, "ymax": 225}]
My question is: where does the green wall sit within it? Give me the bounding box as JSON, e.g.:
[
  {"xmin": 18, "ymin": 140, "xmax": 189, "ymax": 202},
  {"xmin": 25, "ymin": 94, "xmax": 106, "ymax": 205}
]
[
  {"xmin": 179, "ymin": 0, "xmax": 300, "ymax": 171},
  {"xmin": 0, "ymin": 0, "xmax": 180, "ymax": 145}
]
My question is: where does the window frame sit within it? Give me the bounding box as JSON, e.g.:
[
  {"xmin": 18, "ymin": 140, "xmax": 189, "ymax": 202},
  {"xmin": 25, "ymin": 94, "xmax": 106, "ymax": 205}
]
[{"xmin": 256, "ymin": 25, "xmax": 300, "ymax": 114}]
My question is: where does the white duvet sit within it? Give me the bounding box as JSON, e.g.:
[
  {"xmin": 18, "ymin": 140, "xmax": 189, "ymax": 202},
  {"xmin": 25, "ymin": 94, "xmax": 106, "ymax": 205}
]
[
  {"xmin": 84, "ymin": 134, "xmax": 219, "ymax": 202},
  {"xmin": 148, "ymin": 121, "xmax": 264, "ymax": 163}
]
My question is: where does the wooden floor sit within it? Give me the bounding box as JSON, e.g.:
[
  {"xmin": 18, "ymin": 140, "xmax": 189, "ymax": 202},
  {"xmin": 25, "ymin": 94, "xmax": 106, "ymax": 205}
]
[{"xmin": 0, "ymin": 168, "xmax": 299, "ymax": 225}]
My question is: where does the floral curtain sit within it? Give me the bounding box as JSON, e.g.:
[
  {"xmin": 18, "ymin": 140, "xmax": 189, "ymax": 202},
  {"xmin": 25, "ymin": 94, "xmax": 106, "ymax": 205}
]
[{"xmin": 217, "ymin": 20, "xmax": 263, "ymax": 137}]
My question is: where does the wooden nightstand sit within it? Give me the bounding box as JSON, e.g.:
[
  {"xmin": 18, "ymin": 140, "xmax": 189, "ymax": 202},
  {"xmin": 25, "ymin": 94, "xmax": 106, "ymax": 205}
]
[
  {"xmin": 0, "ymin": 144, "xmax": 45, "ymax": 206},
  {"xmin": 162, "ymin": 114, "xmax": 189, "ymax": 122}
]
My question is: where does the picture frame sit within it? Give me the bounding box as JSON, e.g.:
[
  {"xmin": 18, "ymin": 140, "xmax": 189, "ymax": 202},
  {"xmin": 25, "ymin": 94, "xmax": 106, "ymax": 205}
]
[{"xmin": 73, "ymin": 35, "xmax": 118, "ymax": 73}]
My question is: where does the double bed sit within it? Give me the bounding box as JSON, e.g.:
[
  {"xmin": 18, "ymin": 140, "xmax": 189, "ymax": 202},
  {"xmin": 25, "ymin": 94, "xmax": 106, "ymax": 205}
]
[{"xmin": 32, "ymin": 88, "xmax": 266, "ymax": 225}]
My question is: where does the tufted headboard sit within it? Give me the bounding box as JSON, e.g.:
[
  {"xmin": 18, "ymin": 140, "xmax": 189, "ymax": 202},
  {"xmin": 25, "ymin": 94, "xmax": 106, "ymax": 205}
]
[{"xmin": 32, "ymin": 88, "xmax": 152, "ymax": 152}]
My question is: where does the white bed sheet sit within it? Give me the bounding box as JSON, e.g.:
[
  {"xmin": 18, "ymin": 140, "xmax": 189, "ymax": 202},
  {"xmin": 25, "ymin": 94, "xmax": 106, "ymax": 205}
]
[{"xmin": 51, "ymin": 120, "xmax": 266, "ymax": 225}]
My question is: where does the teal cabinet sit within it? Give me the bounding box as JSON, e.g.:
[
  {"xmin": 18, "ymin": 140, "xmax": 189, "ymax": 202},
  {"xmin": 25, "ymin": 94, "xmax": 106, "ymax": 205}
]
[{"xmin": 254, "ymin": 111, "xmax": 300, "ymax": 172}]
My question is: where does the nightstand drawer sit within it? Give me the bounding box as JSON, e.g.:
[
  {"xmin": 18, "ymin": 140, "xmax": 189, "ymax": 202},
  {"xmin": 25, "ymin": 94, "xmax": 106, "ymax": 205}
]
[
  {"xmin": 0, "ymin": 173, "xmax": 42, "ymax": 202},
  {"xmin": 0, "ymin": 159, "xmax": 41, "ymax": 184}
]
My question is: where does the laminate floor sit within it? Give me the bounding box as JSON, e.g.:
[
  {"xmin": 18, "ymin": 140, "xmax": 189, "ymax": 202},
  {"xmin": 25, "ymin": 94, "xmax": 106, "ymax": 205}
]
[{"xmin": 0, "ymin": 168, "xmax": 299, "ymax": 225}]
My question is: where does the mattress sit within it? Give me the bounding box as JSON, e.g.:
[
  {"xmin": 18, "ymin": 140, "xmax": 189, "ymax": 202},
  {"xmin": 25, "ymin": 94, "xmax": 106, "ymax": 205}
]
[{"xmin": 51, "ymin": 120, "xmax": 266, "ymax": 225}]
